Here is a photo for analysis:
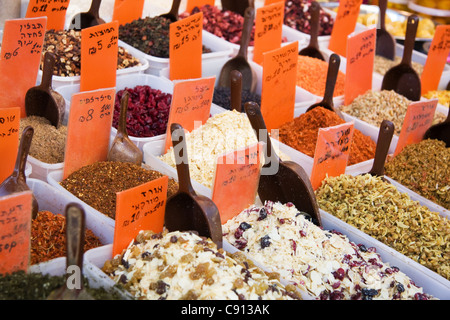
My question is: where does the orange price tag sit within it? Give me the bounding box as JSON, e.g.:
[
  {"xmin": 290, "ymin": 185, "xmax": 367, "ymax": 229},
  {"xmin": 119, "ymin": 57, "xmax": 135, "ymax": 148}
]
[
  {"xmin": 0, "ymin": 191, "xmax": 32, "ymax": 274},
  {"xmin": 265, "ymin": 0, "xmax": 284, "ymax": 5},
  {"xmin": 25, "ymin": 0, "xmax": 69, "ymax": 30},
  {"xmin": 80, "ymin": 21, "xmax": 119, "ymax": 92},
  {"xmin": 0, "ymin": 108, "xmax": 20, "ymax": 184},
  {"xmin": 164, "ymin": 77, "xmax": 215, "ymax": 152},
  {"xmin": 344, "ymin": 28, "xmax": 375, "ymax": 105},
  {"xmin": 186, "ymin": 0, "xmax": 215, "ymax": 13},
  {"xmin": 0, "ymin": 17, "xmax": 47, "ymax": 117},
  {"xmin": 169, "ymin": 12, "xmax": 203, "ymax": 80},
  {"xmin": 261, "ymin": 41, "xmax": 298, "ymax": 131},
  {"xmin": 212, "ymin": 143, "xmax": 262, "ymax": 224},
  {"xmin": 63, "ymin": 88, "xmax": 115, "ymax": 179},
  {"xmin": 310, "ymin": 122, "xmax": 354, "ymax": 190},
  {"xmin": 328, "ymin": 0, "xmax": 363, "ymax": 57},
  {"xmin": 113, "ymin": 176, "xmax": 168, "ymax": 256},
  {"xmin": 394, "ymin": 99, "xmax": 438, "ymax": 156},
  {"xmin": 421, "ymin": 25, "xmax": 450, "ymax": 95},
  {"xmin": 253, "ymin": 2, "xmax": 284, "ymax": 65},
  {"xmin": 112, "ymin": 0, "xmax": 145, "ymax": 26}
]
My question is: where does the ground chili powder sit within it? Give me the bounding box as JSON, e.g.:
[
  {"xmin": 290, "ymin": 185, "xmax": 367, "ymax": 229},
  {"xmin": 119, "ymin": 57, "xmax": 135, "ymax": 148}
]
[{"xmin": 278, "ymin": 107, "xmax": 376, "ymax": 165}]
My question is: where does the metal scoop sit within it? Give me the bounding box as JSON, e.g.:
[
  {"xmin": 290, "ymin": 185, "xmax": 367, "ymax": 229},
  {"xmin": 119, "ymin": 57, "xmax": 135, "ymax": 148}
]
[
  {"xmin": 244, "ymin": 102, "xmax": 322, "ymax": 227},
  {"xmin": 69, "ymin": 0, "xmax": 105, "ymax": 30},
  {"xmin": 422, "ymin": 105, "xmax": 450, "ymax": 147},
  {"xmin": 164, "ymin": 123, "xmax": 223, "ymax": 248},
  {"xmin": 25, "ymin": 51, "xmax": 65, "ymax": 129},
  {"xmin": 230, "ymin": 70, "xmax": 243, "ymax": 112},
  {"xmin": 299, "ymin": 1, "xmax": 325, "ymax": 61},
  {"xmin": 107, "ymin": 91, "xmax": 143, "ymax": 165},
  {"xmin": 159, "ymin": 0, "xmax": 181, "ymax": 22},
  {"xmin": 306, "ymin": 53, "xmax": 344, "ymax": 118},
  {"xmin": 0, "ymin": 126, "xmax": 39, "ymax": 219},
  {"xmin": 47, "ymin": 203, "xmax": 94, "ymax": 300},
  {"xmin": 376, "ymin": 0, "xmax": 395, "ymax": 60},
  {"xmin": 364, "ymin": 120, "xmax": 395, "ymax": 178},
  {"xmin": 381, "ymin": 15, "xmax": 421, "ymax": 101},
  {"xmin": 218, "ymin": 7, "xmax": 257, "ymax": 93}
]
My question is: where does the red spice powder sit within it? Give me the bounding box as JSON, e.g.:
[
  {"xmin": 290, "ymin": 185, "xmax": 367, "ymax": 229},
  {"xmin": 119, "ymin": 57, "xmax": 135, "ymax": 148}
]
[{"xmin": 278, "ymin": 107, "xmax": 376, "ymax": 165}]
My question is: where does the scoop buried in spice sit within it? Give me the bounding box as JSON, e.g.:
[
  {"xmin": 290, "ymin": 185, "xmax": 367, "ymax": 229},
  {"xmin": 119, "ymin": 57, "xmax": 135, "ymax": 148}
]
[
  {"xmin": 164, "ymin": 123, "xmax": 223, "ymax": 248},
  {"xmin": 107, "ymin": 91, "xmax": 143, "ymax": 165},
  {"xmin": 298, "ymin": 1, "xmax": 325, "ymax": 61},
  {"xmin": 306, "ymin": 53, "xmax": 344, "ymax": 119},
  {"xmin": 159, "ymin": 0, "xmax": 181, "ymax": 22},
  {"xmin": 47, "ymin": 203, "xmax": 94, "ymax": 300},
  {"xmin": 230, "ymin": 69, "xmax": 243, "ymax": 112},
  {"xmin": 25, "ymin": 51, "xmax": 65, "ymax": 129},
  {"xmin": 0, "ymin": 126, "xmax": 39, "ymax": 219},
  {"xmin": 422, "ymin": 106, "xmax": 450, "ymax": 148},
  {"xmin": 68, "ymin": 0, "xmax": 105, "ymax": 30},
  {"xmin": 375, "ymin": 0, "xmax": 396, "ymax": 60},
  {"xmin": 244, "ymin": 101, "xmax": 322, "ymax": 227},
  {"xmin": 217, "ymin": 7, "xmax": 257, "ymax": 94}
]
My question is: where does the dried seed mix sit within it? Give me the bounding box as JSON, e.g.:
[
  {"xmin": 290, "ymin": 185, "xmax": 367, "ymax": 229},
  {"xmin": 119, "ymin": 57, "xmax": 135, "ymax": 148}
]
[
  {"xmin": 19, "ymin": 116, "xmax": 67, "ymax": 164},
  {"xmin": 315, "ymin": 174, "xmax": 450, "ymax": 280},
  {"xmin": 284, "ymin": 0, "xmax": 334, "ymax": 36},
  {"xmin": 278, "ymin": 107, "xmax": 376, "ymax": 165},
  {"xmin": 374, "ymin": 55, "xmax": 424, "ymax": 76},
  {"xmin": 384, "ymin": 139, "xmax": 450, "ymax": 210},
  {"xmin": 30, "ymin": 210, "xmax": 102, "ymax": 265},
  {"xmin": 60, "ymin": 161, "xmax": 178, "ymax": 219}
]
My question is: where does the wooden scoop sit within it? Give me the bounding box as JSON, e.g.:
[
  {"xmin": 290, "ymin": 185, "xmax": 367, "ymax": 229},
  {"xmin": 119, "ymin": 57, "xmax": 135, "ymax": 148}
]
[
  {"xmin": 159, "ymin": 0, "xmax": 181, "ymax": 22},
  {"xmin": 25, "ymin": 51, "xmax": 65, "ymax": 129},
  {"xmin": 230, "ymin": 70, "xmax": 243, "ymax": 112},
  {"xmin": 381, "ymin": 15, "xmax": 421, "ymax": 101},
  {"xmin": 244, "ymin": 102, "xmax": 322, "ymax": 227},
  {"xmin": 0, "ymin": 126, "xmax": 39, "ymax": 219},
  {"xmin": 107, "ymin": 91, "xmax": 143, "ymax": 165},
  {"xmin": 298, "ymin": 1, "xmax": 325, "ymax": 61},
  {"xmin": 364, "ymin": 120, "xmax": 395, "ymax": 177},
  {"xmin": 422, "ymin": 105, "xmax": 450, "ymax": 147},
  {"xmin": 306, "ymin": 53, "xmax": 344, "ymax": 118},
  {"xmin": 47, "ymin": 203, "xmax": 94, "ymax": 300},
  {"xmin": 69, "ymin": 0, "xmax": 105, "ymax": 30},
  {"xmin": 218, "ymin": 7, "xmax": 257, "ymax": 93},
  {"xmin": 375, "ymin": 0, "xmax": 396, "ymax": 60},
  {"xmin": 164, "ymin": 123, "xmax": 223, "ymax": 248}
]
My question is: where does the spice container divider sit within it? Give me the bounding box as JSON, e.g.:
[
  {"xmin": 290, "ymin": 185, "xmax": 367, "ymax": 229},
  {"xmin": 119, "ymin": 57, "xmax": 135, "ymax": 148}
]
[{"xmin": 26, "ymin": 155, "xmax": 64, "ymax": 182}]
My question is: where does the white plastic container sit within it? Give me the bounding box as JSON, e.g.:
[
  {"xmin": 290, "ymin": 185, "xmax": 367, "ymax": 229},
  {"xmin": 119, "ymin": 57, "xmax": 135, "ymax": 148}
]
[{"xmin": 27, "ymin": 156, "xmax": 64, "ymax": 182}]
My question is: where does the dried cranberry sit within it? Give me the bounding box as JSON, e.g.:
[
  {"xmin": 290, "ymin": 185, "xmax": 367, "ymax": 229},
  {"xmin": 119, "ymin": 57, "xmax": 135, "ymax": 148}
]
[
  {"xmin": 284, "ymin": 0, "xmax": 334, "ymax": 36},
  {"xmin": 235, "ymin": 238, "xmax": 248, "ymax": 250},
  {"xmin": 234, "ymin": 227, "xmax": 244, "ymax": 239},
  {"xmin": 332, "ymin": 268, "xmax": 345, "ymax": 281}
]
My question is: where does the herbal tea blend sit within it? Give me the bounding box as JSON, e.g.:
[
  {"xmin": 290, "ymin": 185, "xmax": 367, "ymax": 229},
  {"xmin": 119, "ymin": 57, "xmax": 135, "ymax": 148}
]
[
  {"xmin": 284, "ymin": 0, "xmax": 334, "ymax": 36},
  {"xmin": 212, "ymin": 87, "xmax": 261, "ymax": 112}
]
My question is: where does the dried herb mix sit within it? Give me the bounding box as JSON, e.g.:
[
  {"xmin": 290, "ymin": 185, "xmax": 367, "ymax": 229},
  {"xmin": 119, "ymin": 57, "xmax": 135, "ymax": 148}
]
[
  {"xmin": 60, "ymin": 161, "xmax": 178, "ymax": 219},
  {"xmin": 385, "ymin": 139, "xmax": 450, "ymax": 210},
  {"xmin": 315, "ymin": 174, "xmax": 450, "ymax": 280}
]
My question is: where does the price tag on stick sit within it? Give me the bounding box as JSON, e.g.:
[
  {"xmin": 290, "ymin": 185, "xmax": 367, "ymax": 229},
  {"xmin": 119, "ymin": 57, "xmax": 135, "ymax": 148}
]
[
  {"xmin": 169, "ymin": 12, "xmax": 203, "ymax": 80},
  {"xmin": 112, "ymin": 0, "xmax": 145, "ymax": 26},
  {"xmin": 63, "ymin": 88, "xmax": 115, "ymax": 179},
  {"xmin": 328, "ymin": 0, "xmax": 363, "ymax": 57},
  {"xmin": 253, "ymin": 2, "xmax": 284, "ymax": 66},
  {"xmin": 81, "ymin": 21, "xmax": 119, "ymax": 92},
  {"xmin": 212, "ymin": 143, "xmax": 263, "ymax": 224},
  {"xmin": 113, "ymin": 176, "xmax": 168, "ymax": 256},
  {"xmin": 310, "ymin": 122, "xmax": 354, "ymax": 190},
  {"xmin": 0, "ymin": 108, "xmax": 20, "ymax": 184},
  {"xmin": 164, "ymin": 77, "xmax": 215, "ymax": 152},
  {"xmin": 0, "ymin": 17, "xmax": 47, "ymax": 117},
  {"xmin": 0, "ymin": 191, "xmax": 33, "ymax": 275},
  {"xmin": 345, "ymin": 28, "xmax": 376, "ymax": 105},
  {"xmin": 261, "ymin": 41, "xmax": 298, "ymax": 131},
  {"xmin": 25, "ymin": 0, "xmax": 69, "ymax": 30},
  {"xmin": 394, "ymin": 99, "xmax": 438, "ymax": 156},
  {"xmin": 421, "ymin": 25, "xmax": 450, "ymax": 95},
  {"xmin": 186, "ymin": 0, "xmax": 215, "ymax": 13}
]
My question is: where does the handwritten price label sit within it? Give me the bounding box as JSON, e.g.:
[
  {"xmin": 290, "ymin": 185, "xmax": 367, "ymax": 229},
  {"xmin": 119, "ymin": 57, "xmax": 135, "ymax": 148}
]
[
  {"xmin": 169, "ymin": 12, "xmax": 203, "ymax": 80},
  {"xmin": 261, "ymin": 41, "xmax": 298, "ymax": 131},
  {"xmin": 328, "ymin": 0, "xmax": 363, "ymax": 57},
  {"xmin": 63, "ymin": 88, "xmax": 115, "ymax": 179},
  {"xmin": 0, "ymin": 108, "xmax": 20, "ymax": 184},
  {"xmin": 112, "ymin": 0, "xmax": 145, "ymax": 26},
  {"xmin": 113, "ymin": 176, "xmax": 168, "ymax": 256},
  {"xmin": 212, "ymin": 143, "xmax": 262, "ymax": 224},
  {"xmin": 253, "ymin": 2, "xmax": 284, "ymax": 65},
  {"xmin": 81, "ymin": 21, "xmax": 119, "ymax": 92},
  {"xmin": 310, "ymin": 122, "xmax": 354, "ymax": 190},
  {"xmin": 0, "ymin": 17, "xmax": 47, "ymax": 117},
  {"xmin": 25, "ymin": 0, "xmax": 69, "ymax": 30},
  {"xmin": 394, "ymin": 99, "xmax": 438, "ymax": 156},
  {"xmin": 345, "ymin": 28, "xmax": 375, "ymax": 105},
  {"xmin": 0, "ymin": 191, "xmax": 32, "ymax": 274}
]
